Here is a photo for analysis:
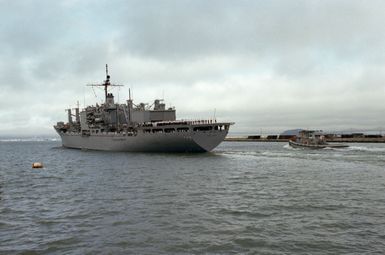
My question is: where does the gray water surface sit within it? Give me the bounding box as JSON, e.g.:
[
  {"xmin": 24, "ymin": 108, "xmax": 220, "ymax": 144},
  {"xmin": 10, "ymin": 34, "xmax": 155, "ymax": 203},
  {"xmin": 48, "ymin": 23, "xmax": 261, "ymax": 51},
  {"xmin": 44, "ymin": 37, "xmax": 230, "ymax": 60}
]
[{"xmin": 0, "ymin": 140, "xmax": 384, "ymax": 254}]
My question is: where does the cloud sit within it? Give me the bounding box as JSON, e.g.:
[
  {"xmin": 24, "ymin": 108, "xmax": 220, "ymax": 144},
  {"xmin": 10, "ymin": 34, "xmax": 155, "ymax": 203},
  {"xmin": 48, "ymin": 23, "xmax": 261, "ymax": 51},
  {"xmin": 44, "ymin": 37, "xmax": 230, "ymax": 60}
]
[
  {"xmin": 1, "ymin": 0, "xmax": 385, "ymax": 136},
  {"xmin": 115, "ymin": 1, "xmax": 385, "ymax": 60}
]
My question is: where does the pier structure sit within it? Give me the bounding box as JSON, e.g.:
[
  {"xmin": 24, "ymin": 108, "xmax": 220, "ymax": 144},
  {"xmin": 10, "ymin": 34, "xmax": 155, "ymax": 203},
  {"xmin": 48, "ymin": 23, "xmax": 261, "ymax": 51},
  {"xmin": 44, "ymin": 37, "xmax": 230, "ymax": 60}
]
[{"xmin": 225, "ymin": 133, "xmax": 385, "ymax": 143}]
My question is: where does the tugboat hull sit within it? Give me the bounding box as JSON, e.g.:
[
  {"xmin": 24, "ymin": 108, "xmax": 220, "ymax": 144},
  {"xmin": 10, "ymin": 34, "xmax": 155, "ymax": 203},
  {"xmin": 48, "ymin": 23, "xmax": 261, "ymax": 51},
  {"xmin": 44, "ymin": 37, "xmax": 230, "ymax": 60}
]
[{"xmin": 289, "ymin": 140, "xmax": 348, "ymax": 149}]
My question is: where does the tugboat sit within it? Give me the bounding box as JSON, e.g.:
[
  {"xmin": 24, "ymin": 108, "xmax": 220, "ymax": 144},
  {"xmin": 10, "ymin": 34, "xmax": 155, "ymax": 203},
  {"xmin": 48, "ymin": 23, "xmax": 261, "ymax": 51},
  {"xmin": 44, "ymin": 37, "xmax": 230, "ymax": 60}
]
[
  {"xmin": 289, "ymin": 130, "xmax": 348, "ymax": 149},
  {"xmin": 54, "ymin": 65, "xmax": 234, "ymax": 152}
]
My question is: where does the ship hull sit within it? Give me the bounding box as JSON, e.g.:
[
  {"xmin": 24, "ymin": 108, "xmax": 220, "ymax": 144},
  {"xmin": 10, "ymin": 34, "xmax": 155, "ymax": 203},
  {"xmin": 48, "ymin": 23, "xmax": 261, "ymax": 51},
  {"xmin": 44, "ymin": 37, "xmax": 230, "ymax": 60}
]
[
  {"xmin": 289, "ymin": 140, "xmax": 348, "ymax": 149},
  {"xmin": 57, "ymin": 130, "xmax": 228, "ymax": 152}
]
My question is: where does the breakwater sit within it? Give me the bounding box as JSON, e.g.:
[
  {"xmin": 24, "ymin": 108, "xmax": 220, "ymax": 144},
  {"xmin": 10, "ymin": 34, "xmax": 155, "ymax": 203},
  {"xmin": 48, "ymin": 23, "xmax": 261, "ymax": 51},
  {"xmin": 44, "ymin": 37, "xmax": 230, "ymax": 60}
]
[{"xmin": 226, "ymin": 135, "xmax": 385, "ymax": 143}]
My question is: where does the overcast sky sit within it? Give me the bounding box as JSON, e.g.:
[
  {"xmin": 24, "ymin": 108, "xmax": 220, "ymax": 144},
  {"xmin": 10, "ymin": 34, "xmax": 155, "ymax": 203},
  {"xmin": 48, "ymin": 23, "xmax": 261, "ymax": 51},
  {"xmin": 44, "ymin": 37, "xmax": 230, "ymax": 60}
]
[{"xmin": 1, "ymin": 0, "xmax": 385, "ymax": 136}]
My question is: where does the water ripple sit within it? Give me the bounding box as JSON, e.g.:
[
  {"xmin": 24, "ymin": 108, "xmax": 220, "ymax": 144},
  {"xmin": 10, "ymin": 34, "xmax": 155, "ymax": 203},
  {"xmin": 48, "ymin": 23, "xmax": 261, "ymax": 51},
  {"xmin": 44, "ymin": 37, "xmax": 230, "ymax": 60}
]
[{"xmin": 1, "ymin": 141, "xmax": 385, "ymax": 254}]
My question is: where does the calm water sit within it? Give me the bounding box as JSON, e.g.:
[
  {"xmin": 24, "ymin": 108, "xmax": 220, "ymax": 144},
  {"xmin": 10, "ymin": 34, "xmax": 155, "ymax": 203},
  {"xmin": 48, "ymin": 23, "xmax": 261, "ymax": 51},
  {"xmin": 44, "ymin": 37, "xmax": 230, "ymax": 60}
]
[{"xmin": 0, "ymin": 140, "xmax": 385, "ymax": 254}]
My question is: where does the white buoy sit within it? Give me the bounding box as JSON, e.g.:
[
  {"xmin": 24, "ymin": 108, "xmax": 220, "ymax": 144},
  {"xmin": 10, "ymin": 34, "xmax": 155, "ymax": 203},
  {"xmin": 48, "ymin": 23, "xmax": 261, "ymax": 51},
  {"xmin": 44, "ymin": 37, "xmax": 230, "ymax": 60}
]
[{"xmin": 32, "ymin": 162, "xmax": 43, "ymax": 168}]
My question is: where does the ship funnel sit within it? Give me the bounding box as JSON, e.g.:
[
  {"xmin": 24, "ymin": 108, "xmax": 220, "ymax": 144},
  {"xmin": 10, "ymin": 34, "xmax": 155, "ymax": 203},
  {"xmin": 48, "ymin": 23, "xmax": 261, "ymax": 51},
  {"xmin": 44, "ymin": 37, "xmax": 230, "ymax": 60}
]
[
  {"xmin": 67, "ymin": 109, "xmax": 73, "ymax": 124},
  {"xmin": 75, "ymin": 107, "xmax": 80, "ymax": 123}
]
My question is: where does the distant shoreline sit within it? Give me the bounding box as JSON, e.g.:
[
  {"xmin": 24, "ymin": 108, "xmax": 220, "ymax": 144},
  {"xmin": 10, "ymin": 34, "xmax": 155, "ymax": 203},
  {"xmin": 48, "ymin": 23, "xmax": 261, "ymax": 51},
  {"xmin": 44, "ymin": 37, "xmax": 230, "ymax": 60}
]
[{"xmin": 225, "ymin": 136, "xmax": 385, "ymax": 143}]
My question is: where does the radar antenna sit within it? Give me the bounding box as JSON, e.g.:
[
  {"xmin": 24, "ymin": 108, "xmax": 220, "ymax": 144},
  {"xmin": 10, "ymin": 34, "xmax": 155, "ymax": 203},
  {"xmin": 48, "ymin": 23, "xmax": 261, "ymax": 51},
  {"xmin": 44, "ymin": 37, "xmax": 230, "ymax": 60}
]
[{"xmin": 87, "ymin": 64, "xmax": 124, "ymax": 103}]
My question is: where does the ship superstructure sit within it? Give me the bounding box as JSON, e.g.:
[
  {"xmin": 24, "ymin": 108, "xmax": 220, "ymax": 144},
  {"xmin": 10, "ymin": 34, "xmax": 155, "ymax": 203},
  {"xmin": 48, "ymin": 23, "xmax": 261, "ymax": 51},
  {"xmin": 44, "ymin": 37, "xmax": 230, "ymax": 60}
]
[{"xmin": 54, "ymin": 65, "xmax": 233, "ymax": 152}]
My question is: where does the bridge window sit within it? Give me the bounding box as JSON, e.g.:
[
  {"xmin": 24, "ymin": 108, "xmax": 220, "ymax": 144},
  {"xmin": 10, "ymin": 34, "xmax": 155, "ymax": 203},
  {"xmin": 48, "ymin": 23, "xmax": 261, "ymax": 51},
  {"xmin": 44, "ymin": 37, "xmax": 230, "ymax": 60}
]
[
  {"xmin": 177, "ymin": 127, "xmax": 189, "ymax": 132},
  {"xmin": 164, "ymin": 128, "xmax": 175, "ymax": 133},
  {"xmin": 152, "ymin": 129, "xmax": 163, "ymax": 133},
  {"xmin": 193, "ymin": 126, "xmax": 213, "ymax": 131}
]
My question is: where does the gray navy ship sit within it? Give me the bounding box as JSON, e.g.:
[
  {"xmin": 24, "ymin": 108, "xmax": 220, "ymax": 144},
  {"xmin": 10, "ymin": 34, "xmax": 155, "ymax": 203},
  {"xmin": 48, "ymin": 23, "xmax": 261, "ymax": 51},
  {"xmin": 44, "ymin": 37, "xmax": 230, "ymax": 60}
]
[{"xmin": 54, "ymin": 65, "xmax": 233, "ymax": 152}]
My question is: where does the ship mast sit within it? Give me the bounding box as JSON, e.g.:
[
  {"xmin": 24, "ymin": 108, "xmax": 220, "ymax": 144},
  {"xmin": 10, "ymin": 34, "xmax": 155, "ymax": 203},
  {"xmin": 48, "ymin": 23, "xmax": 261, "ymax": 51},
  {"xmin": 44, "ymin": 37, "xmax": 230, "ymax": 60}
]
[
  {"xmin": 87, "ymin": 64, "xmax": 124, "ymax": 103},
  {"xmin": 104, "ymin": 64, "xmax": 110, "ymax": 100}
]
